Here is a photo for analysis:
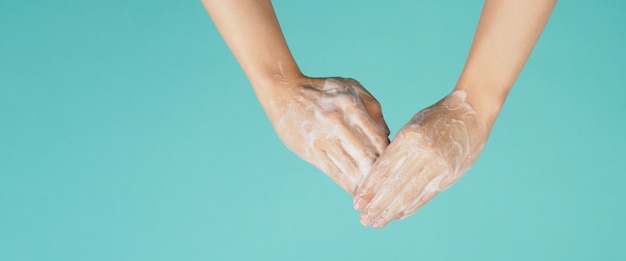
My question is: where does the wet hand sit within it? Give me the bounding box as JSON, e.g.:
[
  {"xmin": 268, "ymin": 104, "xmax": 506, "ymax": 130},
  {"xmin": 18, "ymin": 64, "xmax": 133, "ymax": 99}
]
[
  {"xmin": 353, "ymin": 90, "xmax": 490, "ymax": 228},
  {"xmin": 265, "ymin": 77, "xmax": 390, "ymax": 194}
]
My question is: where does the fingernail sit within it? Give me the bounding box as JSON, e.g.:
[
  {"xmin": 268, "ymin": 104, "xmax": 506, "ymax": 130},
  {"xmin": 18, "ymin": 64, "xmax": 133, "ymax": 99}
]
[
  {"xmin": 372, "ymin": 218, "xmax": 386, "ymax": 228},
  {"xmin": 353, "ymin": 197, "xmax": 366, "ymax": 210},
  {"xmin": 360, "ymin": 214, "xmax": 373, "ymax": 226}
]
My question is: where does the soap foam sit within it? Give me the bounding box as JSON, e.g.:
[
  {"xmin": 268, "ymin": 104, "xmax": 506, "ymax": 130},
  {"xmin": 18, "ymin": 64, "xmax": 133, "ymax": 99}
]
[{"xmin": 271, "ymin": 77, "xmax": 389, "ymax": 193}]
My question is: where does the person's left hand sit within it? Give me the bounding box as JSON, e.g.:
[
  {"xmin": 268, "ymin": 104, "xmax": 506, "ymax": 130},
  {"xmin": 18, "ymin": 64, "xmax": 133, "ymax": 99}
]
[{"xmin": 353, "ymin": 90, "xmax": 490, "ymax": 228}]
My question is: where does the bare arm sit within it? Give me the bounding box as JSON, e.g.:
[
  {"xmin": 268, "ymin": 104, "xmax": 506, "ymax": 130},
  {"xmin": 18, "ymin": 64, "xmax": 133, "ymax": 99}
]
[
  {"xmin": 457, "ymin": 0, "xmax": 558, "ymax": 127},
  {"xmin": 202, "ymin": 0, "xmax": 302, "ymax": 103},
  {"xmin": 203, "ymin": 0, "xmax": 390, "ymax": 194},
  {"xmin": 354, "ymin": 0, "xmax": 557, "ymax": 228}
]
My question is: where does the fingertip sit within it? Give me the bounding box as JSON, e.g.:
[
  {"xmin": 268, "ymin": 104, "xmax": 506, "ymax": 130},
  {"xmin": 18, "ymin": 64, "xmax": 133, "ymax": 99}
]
[
  {"xmin": 360, "ymin": 213, "xmax": 374, "ymax": 226},
  {"xmin": 372, "ymin": 217, "xmax": 388, "ymax": 229}
]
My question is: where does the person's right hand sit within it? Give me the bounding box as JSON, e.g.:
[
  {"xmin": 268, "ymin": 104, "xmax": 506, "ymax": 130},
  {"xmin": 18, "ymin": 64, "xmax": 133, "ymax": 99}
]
[{"xmin": 262, "ymin": 77, "xmax": 390, "ymax": 194}]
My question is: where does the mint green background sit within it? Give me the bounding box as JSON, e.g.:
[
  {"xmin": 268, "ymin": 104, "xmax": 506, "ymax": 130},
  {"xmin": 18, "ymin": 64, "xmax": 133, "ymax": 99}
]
[{"xmin": 1, "ymin": 0, "xmax": 625, "ymax": 260}]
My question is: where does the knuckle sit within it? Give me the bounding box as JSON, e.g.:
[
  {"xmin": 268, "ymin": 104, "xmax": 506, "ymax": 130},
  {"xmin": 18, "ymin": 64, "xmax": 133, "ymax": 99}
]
[
  {"xmin": 322, "ymin": 111, "xmax": 344, "ymax": 123},
  {"xmin": 367, "ymin": 204, "xmax": 383, "ymax": 215},
  {"xmin": 345, "ymin": 78, "xmax": 359, "ymax": 85}
]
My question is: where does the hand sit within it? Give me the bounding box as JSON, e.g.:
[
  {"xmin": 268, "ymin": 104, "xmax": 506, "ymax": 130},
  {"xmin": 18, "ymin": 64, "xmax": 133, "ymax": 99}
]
[
  {"xmin": 264, "ymin": 77, "xmax": 390, "ymax": 194},
  {"xmin": 353, "ymin": 90, "xmax": 490, "ymax": 228}
]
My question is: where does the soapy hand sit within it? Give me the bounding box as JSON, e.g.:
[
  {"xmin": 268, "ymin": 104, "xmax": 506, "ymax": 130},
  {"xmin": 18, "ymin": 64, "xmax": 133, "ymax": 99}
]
[
  {"xmin": 265, "ymin": 77, "xmax": 390, "ymax": 194},
  {"xmin": 353, "ymin": 90, "xmax": 490, "ymax": 228}
]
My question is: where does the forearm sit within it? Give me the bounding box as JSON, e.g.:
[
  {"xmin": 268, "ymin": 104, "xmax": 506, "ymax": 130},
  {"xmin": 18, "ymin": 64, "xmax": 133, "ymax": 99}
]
[
  {"xmin": 455, "ymin": 0, "xmax": 557, "ymax": 125},
  {"xmin": 202, "ymin": 0, "xmax": 304, "ymax": 94}
]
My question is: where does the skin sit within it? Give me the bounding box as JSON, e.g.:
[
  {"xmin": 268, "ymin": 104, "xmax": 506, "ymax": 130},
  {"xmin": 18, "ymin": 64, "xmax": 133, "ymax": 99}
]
[
  {"xmin": 202, "ymin": 0, "xmax": 389, "ymax": 194},
  {"xmin": 354, "ymin": 0, "xmax": 557, "ymax": 228},
  {"xmin": 354, "ymin": 90, "xmax": 488, "ymax": 228},
  {"xmin": 203, "ymin": 0, "xmax": 556, "ymax": 228},
  {"xmin": 270, "ymin": 77, "xmax": 389, "ymax": 193}
]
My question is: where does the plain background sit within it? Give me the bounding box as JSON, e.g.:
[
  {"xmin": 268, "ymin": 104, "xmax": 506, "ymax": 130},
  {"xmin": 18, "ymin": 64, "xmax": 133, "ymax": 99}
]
[{"xmin": 1, "ymin": 0, "xmax": 625, "ymax": 260}]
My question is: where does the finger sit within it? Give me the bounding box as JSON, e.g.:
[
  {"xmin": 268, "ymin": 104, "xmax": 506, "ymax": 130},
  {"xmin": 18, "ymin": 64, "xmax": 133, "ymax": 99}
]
[
  {"xmin": 396, "ymin": 190, "xmax": 439, "ymax": 221},
  {"xmin": 361, "ymin": 152, "xmax": 431, "ymax": 226},
  {"xmin": 322, "ymin": 78, "xmax": 389, "ymax": 151},
  {"xmin": 353, "ymin": 141, "xmax": 406, "ymax": 211},
  {"xmin": 325, "ymin": 139, "xmax": 362, "ymax": 194},
  {"xmin": 331, "ymin": 88, "xmax": 388, "ymax": 150},
  {"xmin": 367, "ymin": 161, "xmax": 440, "ymax": 228},
  {"xmin": 343, "ymin": 111, "xmax": 387, "ymax": 158},
  {"xmin": 394, "ymin": 168, "xmax": 448, "ymax": 221},
  {"xmin": 350, "ymin": 110, "xmax": 390, "ymax": 157},
  {"xmin": 341, "ymin": 78, "xmax": 390, "ymax": 135},
  {"xmin": 370, "ymin": 196, "xmax": 404, "ymax": 228},
  {"xmin": 315, "ymin": 147, "xmax": 356, "ymax": 195},
  {"xmin": 354, "ymin": 87, "xmax": 389, "ymax": 135},
  {"xmin": 361, "ymin": 96, "xmax": 389, "ymax": 135},
  {"xmin": 315, "ymin": 147, "xmax": 355, "ymax": 194},
  {"xmin": 330, "ymin": 123, "xmax": 379, "ymax": 180},
  {"xmin": 353, "ymin": 127, "xmax": 419, "ymax": 210},
  {"xmin": 310, "ymin": 136, "xmax": 357, "ymax": 193}
]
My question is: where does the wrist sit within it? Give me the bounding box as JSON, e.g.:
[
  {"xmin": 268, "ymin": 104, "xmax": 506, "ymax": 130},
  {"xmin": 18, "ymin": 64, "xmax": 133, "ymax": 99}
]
[
  {"xmin": 250, "ymin": 70, "xmax": 314, "ymax": 114},
  {"xmin": 453, "ymin": 82, "xmax": 508, "ymax": 128}
]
